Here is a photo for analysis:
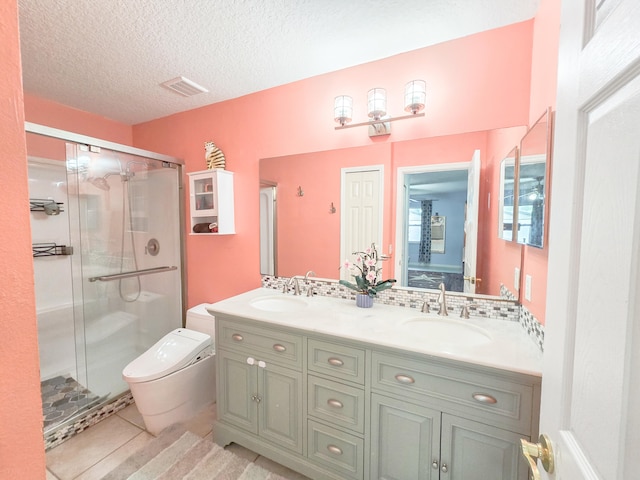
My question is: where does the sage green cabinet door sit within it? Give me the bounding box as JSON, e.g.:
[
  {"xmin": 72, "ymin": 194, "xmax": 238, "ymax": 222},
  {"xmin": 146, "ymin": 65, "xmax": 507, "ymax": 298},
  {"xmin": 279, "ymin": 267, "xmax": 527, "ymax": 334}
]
[
  {"xmin": 370, "ymin": 394, "xmax": 441, "ymax": 480},
  {"xmin": 258, "ymin": 362, "xmax": 303, "ymax": 454},
  {"xmin": 440, "ymin": 414, "xmax": 529, "ymax": 480},
  {"xmin": 217, "ymin": 349, "xmax": 258, "ymax": 434}
]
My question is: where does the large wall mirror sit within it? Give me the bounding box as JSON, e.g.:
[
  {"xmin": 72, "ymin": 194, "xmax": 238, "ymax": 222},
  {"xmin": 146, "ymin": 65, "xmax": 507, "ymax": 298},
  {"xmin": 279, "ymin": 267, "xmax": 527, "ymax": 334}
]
[
  {"xmin": 259, "ymin": 128, "xmax": 528, "ymax": 300},
  {"xmin": 516, "ymin": 108, "xmax": 553, "ymax": 248}
]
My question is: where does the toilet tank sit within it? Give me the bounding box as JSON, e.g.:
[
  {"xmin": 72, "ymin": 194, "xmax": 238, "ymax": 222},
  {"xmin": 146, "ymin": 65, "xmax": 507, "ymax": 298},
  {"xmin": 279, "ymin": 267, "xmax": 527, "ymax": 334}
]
[{"xmin": 185, "ymin": 303, "xmax": 215, "ymax": 340}]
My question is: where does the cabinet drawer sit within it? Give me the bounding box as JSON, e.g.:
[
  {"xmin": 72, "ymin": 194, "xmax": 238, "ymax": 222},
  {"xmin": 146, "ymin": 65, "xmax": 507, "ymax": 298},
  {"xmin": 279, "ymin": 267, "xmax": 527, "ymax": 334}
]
[
  {"xmin": 308, "ymin": 375, "xmax": 365, "ymax": 433},
  {"xmin": 307, "ymin": 420, "xmax": 364, "ymax": 480},
  {"xmin": 308, "ymin": 339, "xmax": 365, "ymax": 384},
  {"xmin": 372, "ymin": 352, "xmax": 534, "ymax": 434},
  {"xmin": 218, "ymin": 319, "xmax": 302, "ymax": 369}
]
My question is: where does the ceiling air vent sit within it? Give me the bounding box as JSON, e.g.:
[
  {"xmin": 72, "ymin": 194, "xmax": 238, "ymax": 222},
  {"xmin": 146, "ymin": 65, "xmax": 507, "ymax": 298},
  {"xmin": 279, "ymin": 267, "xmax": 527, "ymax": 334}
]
[{"xmin": 161, "ymin": 76, "xmax": 209, "ymax": 97}]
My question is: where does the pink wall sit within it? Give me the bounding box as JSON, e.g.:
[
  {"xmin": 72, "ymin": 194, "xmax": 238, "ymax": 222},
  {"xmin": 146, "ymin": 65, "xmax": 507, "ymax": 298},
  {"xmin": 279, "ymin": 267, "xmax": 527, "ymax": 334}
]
[
  {"xmin": 24, "ymin": 95, "xmax": 133, "ymax": 145},
  {"xmin": 134, "ymin": 20, "xmax": 534, "ymax": 306},
  {"xmin": 519, "ymin": 0, "xmax": 561, "ymax": 324},
  {"xmin": 0, "ymin": 1, "xmax": 46, "ymax": 478},
  {"xmin": 483, "ymin": 127, "xmax": 529, "ymax": 296}
]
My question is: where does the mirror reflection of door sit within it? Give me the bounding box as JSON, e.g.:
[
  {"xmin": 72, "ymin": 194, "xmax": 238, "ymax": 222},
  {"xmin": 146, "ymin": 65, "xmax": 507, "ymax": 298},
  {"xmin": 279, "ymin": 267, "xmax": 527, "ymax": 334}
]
[
  {"xmin": 398, "ymin": 165, "xmax": 469, "ymax": 292},
  {"xmin": 259, "ymin": 184, "xmax": 276, "ymax": 276},
  {"xmin": 340, "ymin": 167, "xmax": 383, "ymax": 281}
]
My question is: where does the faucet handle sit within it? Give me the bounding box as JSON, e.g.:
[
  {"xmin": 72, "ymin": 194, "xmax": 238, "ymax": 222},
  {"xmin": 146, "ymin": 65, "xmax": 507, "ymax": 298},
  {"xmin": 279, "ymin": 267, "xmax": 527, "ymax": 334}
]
[
  {"xmin": 306, "ymin": 285, "xmax": 316, "ymax": 297},
  {"xmin": 292, "ymin": 278, "xmax": 301, "ymax": 296},
  {"xmin": 421, "ymin": 301, "xmax": 430, "ymax": 313},
  {"xmin": 460, "ymin": 304, "xmax": 476, "ymax": 319}
]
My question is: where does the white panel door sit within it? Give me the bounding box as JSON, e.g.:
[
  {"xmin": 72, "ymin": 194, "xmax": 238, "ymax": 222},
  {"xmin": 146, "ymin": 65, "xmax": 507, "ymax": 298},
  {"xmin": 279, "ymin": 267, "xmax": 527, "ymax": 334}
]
[
  {"xmin": 340, "ymin": 168, "xmax": 383, "ymax": 281},
  {"xmin": 537, "ymin": 1, "xmax": 640, "ymax": 479},
  {"xmin": 463, "ymin": 150, "xmax": 480, "ymax": 294}
]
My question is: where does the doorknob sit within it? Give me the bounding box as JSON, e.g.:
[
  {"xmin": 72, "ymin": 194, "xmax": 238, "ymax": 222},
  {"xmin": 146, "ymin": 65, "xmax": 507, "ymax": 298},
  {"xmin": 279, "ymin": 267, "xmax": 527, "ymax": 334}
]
[
  {"xmin": 520, "ymin": 434, "xmax": 554, "ymax": 480},
  {"xmin": 463, "ymin": 276, "xmax": 482, "ymax": 285}
]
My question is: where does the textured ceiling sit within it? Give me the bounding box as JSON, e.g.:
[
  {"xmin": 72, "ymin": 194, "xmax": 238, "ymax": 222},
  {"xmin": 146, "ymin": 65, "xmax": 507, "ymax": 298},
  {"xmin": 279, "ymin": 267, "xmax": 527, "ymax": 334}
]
[{"xmin": 18, "ymin": 0, "xmax": 539, "ymax": 125}]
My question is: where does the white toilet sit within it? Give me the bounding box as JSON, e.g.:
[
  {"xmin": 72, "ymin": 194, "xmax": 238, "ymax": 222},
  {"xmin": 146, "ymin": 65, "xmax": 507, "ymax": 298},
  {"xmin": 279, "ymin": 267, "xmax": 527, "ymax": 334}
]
[{"xmin": 122, "ymin": 303, "xmax": 216, "ymax": 435}]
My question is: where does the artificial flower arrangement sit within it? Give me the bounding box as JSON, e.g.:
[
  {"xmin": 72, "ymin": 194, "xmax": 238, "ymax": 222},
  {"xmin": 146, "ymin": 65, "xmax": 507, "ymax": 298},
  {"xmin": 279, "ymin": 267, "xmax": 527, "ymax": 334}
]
[{"xmin": 339, "ymin": 243, "xmax": 396, "ymax": 297}]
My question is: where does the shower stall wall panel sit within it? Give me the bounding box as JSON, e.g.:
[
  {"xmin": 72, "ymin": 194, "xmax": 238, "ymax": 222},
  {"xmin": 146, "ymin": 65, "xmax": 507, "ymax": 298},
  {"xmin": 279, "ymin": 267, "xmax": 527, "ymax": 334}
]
[{"xmin": 28, "ymin": 159, "xmax": 77, "ymax": 381}]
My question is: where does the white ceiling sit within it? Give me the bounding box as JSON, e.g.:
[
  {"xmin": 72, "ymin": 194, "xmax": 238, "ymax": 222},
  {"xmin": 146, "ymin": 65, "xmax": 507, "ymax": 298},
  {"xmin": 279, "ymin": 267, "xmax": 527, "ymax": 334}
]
[{"xmin": 18, "ymin": 0, "xmax": 539, "ymax": 125}]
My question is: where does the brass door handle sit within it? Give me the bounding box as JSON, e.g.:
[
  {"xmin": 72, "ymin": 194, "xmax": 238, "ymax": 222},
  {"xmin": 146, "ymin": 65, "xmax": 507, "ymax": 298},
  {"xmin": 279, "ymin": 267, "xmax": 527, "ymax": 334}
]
[
  {"xmin": 520, "ymin": 434, "xmax": 554, "ymax": 480},
  {"xmin": 463, "ymin": 276, "xmax": 482, "ymax": 285}
]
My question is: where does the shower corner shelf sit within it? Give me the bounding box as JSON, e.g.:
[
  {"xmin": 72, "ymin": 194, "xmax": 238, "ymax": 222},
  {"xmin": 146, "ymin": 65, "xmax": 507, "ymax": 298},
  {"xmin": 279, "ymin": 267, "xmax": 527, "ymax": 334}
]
[
  {"xmin": 30, "ymin": 198, "xmax": 64, "ymax": 215},
  {"xmin": 33, "ymin": 243, "xmax": 73, "ymax": 257},
  {"xmin": 187, "ymin": 169, "xmax": 235, "ymax": 235}
]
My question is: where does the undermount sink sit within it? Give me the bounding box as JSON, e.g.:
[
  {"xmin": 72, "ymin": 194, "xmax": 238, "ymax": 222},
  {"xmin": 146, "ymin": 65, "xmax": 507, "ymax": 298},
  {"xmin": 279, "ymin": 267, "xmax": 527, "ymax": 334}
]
[
  {"xmin": 400, "ymin": 317, "xmax": 492, "ymax": 346},
  {"xmin": 250, "ymin": 295, "xmax": 308, "ymax": 312}
]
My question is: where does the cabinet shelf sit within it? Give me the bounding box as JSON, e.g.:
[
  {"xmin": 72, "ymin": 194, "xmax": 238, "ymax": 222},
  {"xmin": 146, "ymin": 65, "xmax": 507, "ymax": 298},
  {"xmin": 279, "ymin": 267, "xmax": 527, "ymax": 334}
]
[{"xmin": 187, "ymin": 169, "xmax": 235, "ymax": 235}]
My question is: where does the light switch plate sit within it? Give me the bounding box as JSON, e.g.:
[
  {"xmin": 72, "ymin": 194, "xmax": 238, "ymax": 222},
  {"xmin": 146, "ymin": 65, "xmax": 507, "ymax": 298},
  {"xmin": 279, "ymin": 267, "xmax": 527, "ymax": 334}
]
[
  {"xmin": 514, "ymin": 267, "xmax": 521, "ymax": 291},
  {"xmin": 525, "ymin": 274, "xmax": 532, "ymax": 301}
]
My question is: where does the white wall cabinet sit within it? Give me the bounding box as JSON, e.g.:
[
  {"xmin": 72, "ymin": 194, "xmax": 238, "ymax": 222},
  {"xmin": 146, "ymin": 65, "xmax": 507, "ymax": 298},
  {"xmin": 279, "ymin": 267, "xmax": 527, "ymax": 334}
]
[{"xmin": 187, "ymin": 169, "xmax": 234, "ymax": 234}]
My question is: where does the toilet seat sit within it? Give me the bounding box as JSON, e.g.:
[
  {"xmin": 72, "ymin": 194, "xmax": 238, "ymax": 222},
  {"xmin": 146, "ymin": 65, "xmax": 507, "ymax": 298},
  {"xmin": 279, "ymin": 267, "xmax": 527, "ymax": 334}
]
[{"xmin": 122, "ymin": 328, "xmax": 213, "ymax": 383}]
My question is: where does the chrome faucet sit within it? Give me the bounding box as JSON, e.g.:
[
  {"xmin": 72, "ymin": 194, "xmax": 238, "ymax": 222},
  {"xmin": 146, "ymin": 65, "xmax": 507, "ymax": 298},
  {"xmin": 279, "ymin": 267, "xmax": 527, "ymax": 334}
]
[
  {"xmin": 437, "ymin": 282, "xmax": 448, "ymax": 316},
  {"xmin": 283, "ymin": 276, "xmax": 302, "ymax": 295},
  {"xmin": 305, "ymin": 270, "xmax": 316, "ymax": 297},
  {"xmin": 288, "ymin": 277, "xmax": 301, "ymax": 295}
]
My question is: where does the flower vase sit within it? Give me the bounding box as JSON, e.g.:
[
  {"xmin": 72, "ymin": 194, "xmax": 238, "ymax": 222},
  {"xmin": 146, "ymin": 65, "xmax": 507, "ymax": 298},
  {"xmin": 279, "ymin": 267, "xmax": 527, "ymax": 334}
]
[{"xmin": 356, "ymin": 293, "xmax": 374, "ymax": 308}]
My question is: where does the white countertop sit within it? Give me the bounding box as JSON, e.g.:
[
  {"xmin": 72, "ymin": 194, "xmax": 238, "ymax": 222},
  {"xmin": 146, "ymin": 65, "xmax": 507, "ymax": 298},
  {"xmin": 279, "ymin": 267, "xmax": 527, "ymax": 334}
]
[{"xmin": 206, "ymin": 288, "xmax": 543, "ymax": 378}]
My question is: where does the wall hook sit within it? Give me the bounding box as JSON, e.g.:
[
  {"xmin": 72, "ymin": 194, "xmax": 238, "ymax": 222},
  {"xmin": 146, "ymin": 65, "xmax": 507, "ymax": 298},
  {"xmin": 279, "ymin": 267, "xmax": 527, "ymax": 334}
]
[
  {"xmin": 329, "ymin": 202, "xmax": 336, "ymax": 214},
  {"xmin": 297, "ymin": 186, "xmax": 304, "ymax": 197}
]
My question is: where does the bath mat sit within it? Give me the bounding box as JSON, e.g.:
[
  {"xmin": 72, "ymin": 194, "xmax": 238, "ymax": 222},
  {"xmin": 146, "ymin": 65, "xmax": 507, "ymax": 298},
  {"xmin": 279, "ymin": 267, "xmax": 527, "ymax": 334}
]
[
  {"xmin": 41, "ymin": 375, "xmax": 102, "ymax": 431},
  {"xmin": 103, "ymin": 423, "xmax": 298, "ymax": 480}
]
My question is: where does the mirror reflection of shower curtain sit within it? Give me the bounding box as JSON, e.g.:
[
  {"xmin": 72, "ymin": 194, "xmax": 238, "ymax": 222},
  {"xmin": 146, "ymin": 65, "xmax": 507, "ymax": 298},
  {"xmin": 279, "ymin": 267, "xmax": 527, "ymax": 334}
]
[
  {"xmin": 418, "ymin": 200, "xmax": 433, "ymax": 263},
  {"xmin": 530, "ymin": 196, "xmax": 544, "ymax": 246}
]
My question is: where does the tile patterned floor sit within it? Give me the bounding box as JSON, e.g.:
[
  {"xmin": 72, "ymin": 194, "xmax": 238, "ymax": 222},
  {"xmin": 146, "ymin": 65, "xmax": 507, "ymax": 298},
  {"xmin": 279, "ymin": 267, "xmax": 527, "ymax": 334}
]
[
  {"xmin": 45, "ymin": 402, "xmax": 310, "ymax": 480},
  {"xmin": 41, "ymin": 376, "xmax": 102, "ymax": 431}
]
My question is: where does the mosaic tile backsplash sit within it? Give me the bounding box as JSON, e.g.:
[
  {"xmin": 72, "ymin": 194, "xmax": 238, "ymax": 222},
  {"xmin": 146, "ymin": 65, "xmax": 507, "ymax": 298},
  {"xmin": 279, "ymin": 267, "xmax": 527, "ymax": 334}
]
[{"xmin": 262, "ymin": 276, "xmax": 544, "ymax": 352}]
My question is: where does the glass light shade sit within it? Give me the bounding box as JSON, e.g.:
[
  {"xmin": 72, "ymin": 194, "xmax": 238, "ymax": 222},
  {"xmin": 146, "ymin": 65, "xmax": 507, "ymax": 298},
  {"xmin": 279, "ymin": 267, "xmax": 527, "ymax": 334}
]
[
  {"xmin": 367, "ymin": 88, "xmax": 387, "ymax": 120},
  {"xmin": 404, "ymin": 80, "xmax": 426, "ymax": 114},
  {"xmin": 334, "ymin": 95, "xmax": 353, "ymax": 126}
]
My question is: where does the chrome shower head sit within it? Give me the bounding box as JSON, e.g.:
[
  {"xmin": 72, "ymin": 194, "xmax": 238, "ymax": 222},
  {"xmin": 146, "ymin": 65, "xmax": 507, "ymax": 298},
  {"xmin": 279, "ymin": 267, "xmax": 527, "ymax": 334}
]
[{"xmin": 88, "ymin": 176, "xmax": 111, "ymax": 191}]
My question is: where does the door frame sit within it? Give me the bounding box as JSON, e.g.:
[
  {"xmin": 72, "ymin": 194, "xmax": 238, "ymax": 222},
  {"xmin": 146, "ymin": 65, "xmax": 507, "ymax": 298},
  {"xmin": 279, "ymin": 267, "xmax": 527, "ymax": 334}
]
[
  {"xmin": 394, "ymin": 162, "xmax": 469, "ymax": 288},
  {"xmin": 339, "ymin": 165, "xmax": 384, "ymax": 279}
]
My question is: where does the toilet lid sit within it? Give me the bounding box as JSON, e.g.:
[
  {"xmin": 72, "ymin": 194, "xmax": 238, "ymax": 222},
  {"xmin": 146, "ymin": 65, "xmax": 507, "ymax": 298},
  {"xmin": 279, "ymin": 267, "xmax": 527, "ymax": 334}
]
[{"xmin": 122, "ymin": 328, "xmax": 212, "ymax": 383}]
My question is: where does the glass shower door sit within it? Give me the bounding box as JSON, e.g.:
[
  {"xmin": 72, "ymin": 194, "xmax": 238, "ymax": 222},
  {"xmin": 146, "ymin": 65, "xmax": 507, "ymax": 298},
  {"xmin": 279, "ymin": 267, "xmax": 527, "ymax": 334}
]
[{"xmin": 66, "ymin": 143, "xmax": 183, "ymax": 402}]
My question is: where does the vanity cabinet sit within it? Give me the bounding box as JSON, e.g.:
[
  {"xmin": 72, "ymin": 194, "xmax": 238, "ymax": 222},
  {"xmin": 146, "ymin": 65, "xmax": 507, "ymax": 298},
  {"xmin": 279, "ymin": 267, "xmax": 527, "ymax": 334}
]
[
  {"xmin": 306, "ymin": 339, "xmax": 367, "ymax": 479},
  {"xmin": 212, "ymin": 314, "xmax": 540, "ymax": 480},
  {"xmin": 370, "ymin": 351, "xmax": 533, "ymax": 479},
  {"xmin": 216, "ymin": 320, "xmax": 303, "ymax": 454},
  {"xmin": 187, "ymin": 169, "xmax": 235, "ymax": 234}
]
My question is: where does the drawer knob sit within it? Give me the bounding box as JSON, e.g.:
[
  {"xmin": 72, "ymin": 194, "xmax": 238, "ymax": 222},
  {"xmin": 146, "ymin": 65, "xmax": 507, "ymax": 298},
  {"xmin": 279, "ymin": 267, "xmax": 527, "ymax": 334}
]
[
  {"xmin": 441, "ymin": 463, "xmax": 449, "ymax": 473},
  {"xmin": 395, "ymin": 374, "xmax": 415, "ymax": 384},
  {"xmin": 472, "ymin": 393, "xmax": 498, "ymax": 404},
  {"xmin": 432, "ymin": 460, "xmax": 439, "ymax": 470},
  {"xmin": 273, "ymin": 344, "xmax": 286, "ymax": 352},
  {"xmin": 327, "ymin": 444, "xmax": 343, "ymax": 456},
  {"xmin": 232, "ymin": 334, "xmax": 244, "ymax": 342},
  {"xmin": 327, "ymin": 399, "xmax": 344, "ymax": 409},
  {"xmin": 327, "ymin": 357, "xmax": 344, "ymax": 367}
]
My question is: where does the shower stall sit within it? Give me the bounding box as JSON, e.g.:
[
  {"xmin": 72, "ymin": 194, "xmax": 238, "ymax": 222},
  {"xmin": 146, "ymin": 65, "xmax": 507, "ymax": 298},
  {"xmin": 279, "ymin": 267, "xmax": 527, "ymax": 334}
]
[{"xmin": 26, "ymin": 124, "xmax": 185, "ymax": 439}]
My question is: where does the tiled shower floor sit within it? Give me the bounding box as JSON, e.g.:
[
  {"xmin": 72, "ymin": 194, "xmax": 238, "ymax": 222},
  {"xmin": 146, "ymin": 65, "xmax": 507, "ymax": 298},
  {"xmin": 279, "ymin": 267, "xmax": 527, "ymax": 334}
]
[{"xmin": 41, "ymin": 376, "xmax": 103, "ymax": 431}]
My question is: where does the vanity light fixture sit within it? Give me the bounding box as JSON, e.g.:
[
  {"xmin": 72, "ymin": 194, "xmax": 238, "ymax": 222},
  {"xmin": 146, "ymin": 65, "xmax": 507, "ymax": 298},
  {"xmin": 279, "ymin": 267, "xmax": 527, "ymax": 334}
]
[{"xmin": 334, "ymin": 80, "xmax": 426, "ymax": 137}]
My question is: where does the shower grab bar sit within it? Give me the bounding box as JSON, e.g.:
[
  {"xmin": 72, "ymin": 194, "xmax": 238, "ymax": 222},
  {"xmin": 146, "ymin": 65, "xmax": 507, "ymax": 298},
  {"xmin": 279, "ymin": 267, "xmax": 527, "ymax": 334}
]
[{"xmin": 88, "ymin": 265, "xmax": 177, "ymax": 282}]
